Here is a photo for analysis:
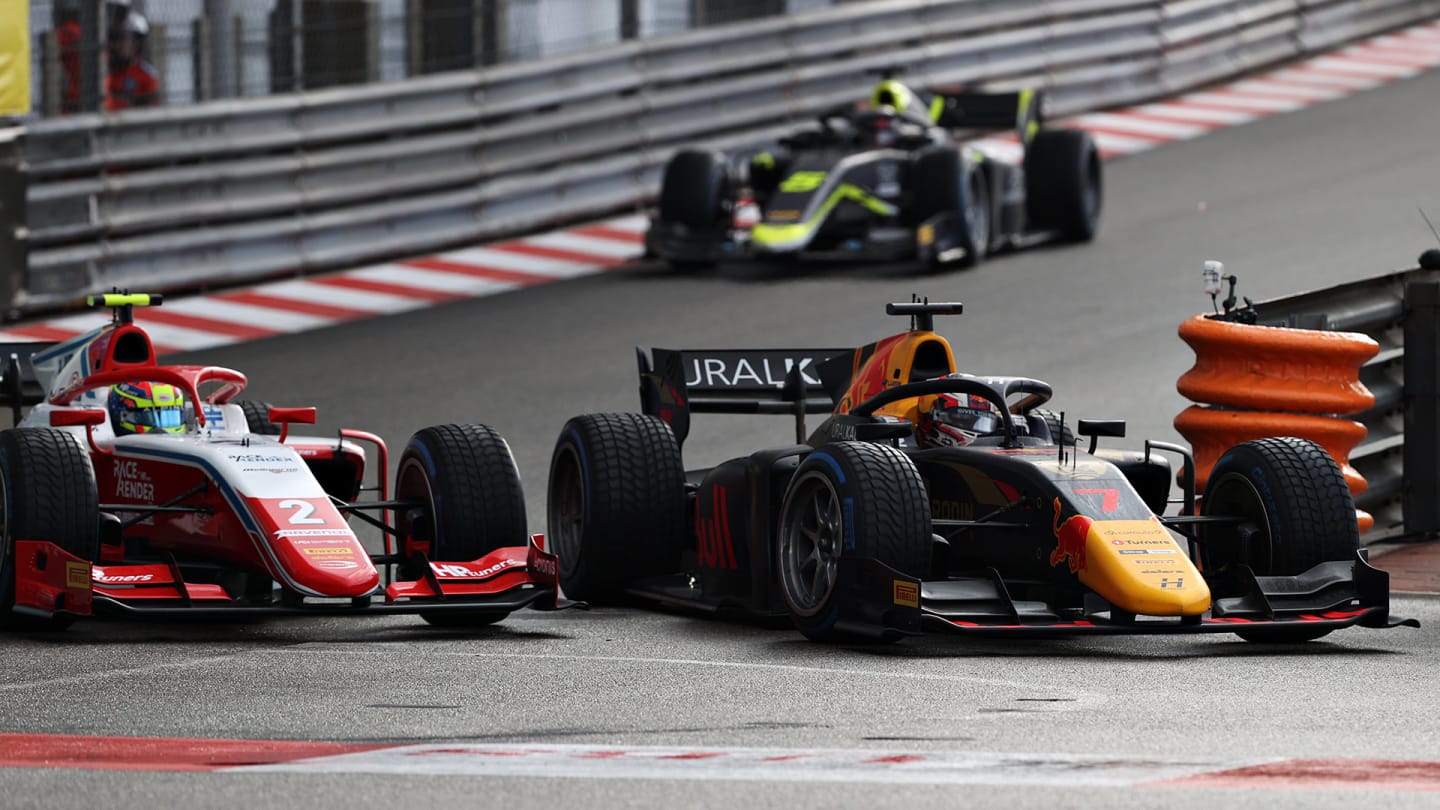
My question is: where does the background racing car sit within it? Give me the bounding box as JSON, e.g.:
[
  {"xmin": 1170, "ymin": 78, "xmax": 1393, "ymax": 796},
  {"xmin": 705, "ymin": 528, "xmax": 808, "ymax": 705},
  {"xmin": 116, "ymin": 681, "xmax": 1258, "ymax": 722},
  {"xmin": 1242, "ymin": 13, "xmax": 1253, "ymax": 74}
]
[
  {"xmin": 645, "ymin": 76, "xmax": 1102, "ymax": 270},
  {"xmin": 0, "ymin": 294, "xmax": 562, "ymax": 631},
  {"xmin": 547, "ymin": 300, "xmax": 1414, "ymax": 643}
]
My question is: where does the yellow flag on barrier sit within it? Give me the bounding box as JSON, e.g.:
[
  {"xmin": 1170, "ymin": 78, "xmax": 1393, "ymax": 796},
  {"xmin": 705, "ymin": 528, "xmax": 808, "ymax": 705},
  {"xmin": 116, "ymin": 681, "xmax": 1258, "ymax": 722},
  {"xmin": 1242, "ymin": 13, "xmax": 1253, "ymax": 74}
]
[{"xmin": 0, "ymin": 0, "xmax": 32, "ymax": 116}]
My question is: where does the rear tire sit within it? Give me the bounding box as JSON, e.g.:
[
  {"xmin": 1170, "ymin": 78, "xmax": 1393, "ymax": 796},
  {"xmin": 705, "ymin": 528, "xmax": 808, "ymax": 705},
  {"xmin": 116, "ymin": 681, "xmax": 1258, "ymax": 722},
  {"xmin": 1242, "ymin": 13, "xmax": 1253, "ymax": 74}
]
[
  {"xmin": 1028, "ymin": 407, "xmax": 1074, "ymax": 446},
  {"xmin": 1201, "ymin": 437, "xmax": 1358, "ymax": 643},
  {"xmin": 395, "ymin": 424, "xmax": 528, "ymax": 628},
  {"xmin": 0, "ymin": 429, "xmax": 99, "ymax": 631},
  {"xmin": 1025, "ymin": 129, "xmax": 1101, "ymax": 242},
  {"xmin": 777, "ymin": 442, "xmax": 930, "ymax": 642},
  {"xmin": 237, "ymin": 400, "xmax": 281, "ymax": 435},
  {"xmin": 547, "ymin": 413, "xmax": 686, "ymax": 603}
]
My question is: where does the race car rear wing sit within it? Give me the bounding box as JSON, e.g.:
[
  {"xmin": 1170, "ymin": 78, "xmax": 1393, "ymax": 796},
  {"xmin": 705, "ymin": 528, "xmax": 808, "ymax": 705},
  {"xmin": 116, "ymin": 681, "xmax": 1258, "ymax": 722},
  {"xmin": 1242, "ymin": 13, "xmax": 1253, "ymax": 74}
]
[
  {"xmin": 933, "ymin": 88, "xmax": 1043, "ymax": 145},
  {"xmin": 0, "ymin": 341, "xmax": 60, "ymax": 425},
  {"xmin": 637, "ymin": 346, "xmax": 849, "ymax": 446}
]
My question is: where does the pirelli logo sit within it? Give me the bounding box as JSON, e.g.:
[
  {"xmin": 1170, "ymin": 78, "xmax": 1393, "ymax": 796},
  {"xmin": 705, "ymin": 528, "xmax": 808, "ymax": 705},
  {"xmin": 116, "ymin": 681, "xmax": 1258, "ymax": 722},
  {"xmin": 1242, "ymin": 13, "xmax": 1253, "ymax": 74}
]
[
  {"xmin": 66, "ymin": 562, "xmax": 91, "ymax": 589},
  {"xmin": 892, "ymin": 580, "xmax": 919, "ymax": 608},
  {"xmin": 302, "ymin": 547, "xmax": 354, "ymax": 556}
]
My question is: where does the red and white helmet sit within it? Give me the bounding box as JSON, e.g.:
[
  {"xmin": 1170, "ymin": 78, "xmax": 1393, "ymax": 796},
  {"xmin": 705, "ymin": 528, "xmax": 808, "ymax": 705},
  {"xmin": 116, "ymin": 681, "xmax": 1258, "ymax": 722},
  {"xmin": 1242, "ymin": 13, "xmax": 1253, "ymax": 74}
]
[{"xmin": 919, "ymin": 392, "xmax": 1010, "ymax": 448}]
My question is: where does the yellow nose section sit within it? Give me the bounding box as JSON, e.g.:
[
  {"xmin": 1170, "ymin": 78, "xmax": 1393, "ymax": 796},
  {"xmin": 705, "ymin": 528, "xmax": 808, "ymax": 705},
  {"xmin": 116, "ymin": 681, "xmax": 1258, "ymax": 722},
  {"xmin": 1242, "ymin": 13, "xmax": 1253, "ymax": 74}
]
[{"xmin": 1076, "ymin": 520, "xmax": 1210, "ymax": 616}]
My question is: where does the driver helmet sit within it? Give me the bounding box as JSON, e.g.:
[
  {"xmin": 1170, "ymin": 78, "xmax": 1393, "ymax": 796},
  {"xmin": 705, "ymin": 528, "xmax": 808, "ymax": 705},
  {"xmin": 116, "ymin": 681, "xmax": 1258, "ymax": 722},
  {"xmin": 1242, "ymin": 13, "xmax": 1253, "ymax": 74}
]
[
  {"xmin": 919, "ymin": 391, "xmax": 1019, "ymax": 448},
  {"xmin": 108, "ymin": 381, "xmax": 186, "ymax": 435}
]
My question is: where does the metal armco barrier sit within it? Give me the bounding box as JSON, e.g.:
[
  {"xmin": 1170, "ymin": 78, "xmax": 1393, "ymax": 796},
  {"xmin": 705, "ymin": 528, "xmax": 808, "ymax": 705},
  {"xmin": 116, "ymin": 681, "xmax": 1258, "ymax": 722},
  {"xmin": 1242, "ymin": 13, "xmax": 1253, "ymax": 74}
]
[
  {"xmin": 6, "ymin": 0, "xmax": 1440, "ymax": 313},
  {"xmin": 1194, "ymin": 261, "xmax": 1440, "ymax": 542},
  {"xmin": 1174, "ymin": 315, "xmax": 1378, "ymax": 531}
]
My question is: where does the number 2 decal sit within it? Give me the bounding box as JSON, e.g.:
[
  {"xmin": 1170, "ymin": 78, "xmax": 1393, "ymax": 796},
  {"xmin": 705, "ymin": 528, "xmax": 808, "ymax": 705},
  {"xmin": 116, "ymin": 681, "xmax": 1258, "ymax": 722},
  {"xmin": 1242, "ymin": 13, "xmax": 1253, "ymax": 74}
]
[{"xmin": 279, "ymin": 499, "xmax": 326, "ymax": 525}]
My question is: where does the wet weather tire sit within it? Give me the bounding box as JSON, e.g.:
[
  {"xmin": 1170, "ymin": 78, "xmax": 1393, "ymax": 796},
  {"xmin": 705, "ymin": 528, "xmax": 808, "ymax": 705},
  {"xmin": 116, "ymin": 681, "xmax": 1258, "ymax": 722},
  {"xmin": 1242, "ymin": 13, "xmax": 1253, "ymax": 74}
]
[
  {"xmin": 913, "ymin": 146, "xmax": 988, "ymax": 268},
  {"xmin": 237, "ymin": 400, "xmax": 281, "ymax": 435},
  {"xmin": 1025, "ymin": 129, "xmax": 1101, "ymax": 242},
  {"xmin": 777, "ymin": 442, "xmax": 931, "ymax": 642},
  {"xmin": 395, "ymin": 424, "xmax": 528, "ymax": 628},
  {"xmin": 547, "ymin": 413, "xmax": 686, "ymax": 603},
  {"xmin": 1201, "ymin": 437, "xmax": 1359, "ymax": 643},
  {"xmin": 659, "ymin": 150, "xmax": 727, "ymax": 229},
  {"xmin": 0, "ymin": 428, "xmax": 99, "ymax": 631},
  {"xmin": 1029, "ymin": 408, "xmax": 1074, "ymax": 447}
]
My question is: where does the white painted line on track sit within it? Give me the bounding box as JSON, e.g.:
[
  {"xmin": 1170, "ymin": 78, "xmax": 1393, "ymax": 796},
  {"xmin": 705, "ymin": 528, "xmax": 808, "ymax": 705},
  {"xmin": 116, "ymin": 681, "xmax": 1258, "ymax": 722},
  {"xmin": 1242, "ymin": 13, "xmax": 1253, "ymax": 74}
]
[
  {"xmin": 347, "ymin": 263, "xmax": 520, "ymax": 295},
  {"xmin": 1179, "ymin": 91, "xmax": 1306, "ymax": 112},
  {"xmin": 524, "ymin": 230, "xmax": 647, "ymax": 259},
  {"xmin": 441, "ymin": 247, "xmax": 608, "ymax": 278},
  {"xmin": 1067, "ymin": 113, "xmax": 1209, "ymax": 140},
  {"xmin": 245, "ymin": 279, "xmax": 436, "ymax": 313},
  {"xmin": 234, "ymin": 742, "xmax": 1270, "ymax": 786},
  {"xmin": 165, "ymin": 297, "xmax": 339, "ymax": 332},
  {"xmin": 1306, "ymin": 55, "xmax": 1421, "ymax": 77},
  {"xmin": 1086, "ymin": 130, "xmax": 1161, "ymax": 154},
  {"xmin": 1264, "ymin": 68, "xmax": 1383, "ymax": 89},
  {"xmin": 1129, "ymin": 102, "xmax": 1258, "ymax": 125},
  {"xmin": 602, "ymin": 213, "xmax": 650, "ymax": 232},
  {"xmin": 1228, "ymin": 79, "xmax": 1345, "ymax": 100}
]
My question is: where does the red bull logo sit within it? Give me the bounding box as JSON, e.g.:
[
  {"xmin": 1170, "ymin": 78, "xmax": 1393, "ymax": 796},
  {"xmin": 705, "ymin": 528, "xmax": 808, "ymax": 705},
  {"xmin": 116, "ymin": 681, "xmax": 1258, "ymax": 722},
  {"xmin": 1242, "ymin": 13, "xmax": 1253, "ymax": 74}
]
[{"xmin": 1050, "ymin": 497, "xmax": 1093, "ymax": 574}]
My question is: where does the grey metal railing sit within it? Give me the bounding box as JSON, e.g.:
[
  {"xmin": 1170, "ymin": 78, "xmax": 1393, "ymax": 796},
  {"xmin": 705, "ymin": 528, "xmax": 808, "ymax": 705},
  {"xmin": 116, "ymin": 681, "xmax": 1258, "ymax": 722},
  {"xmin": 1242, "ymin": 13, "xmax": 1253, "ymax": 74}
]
[{"xmin": 7, "ymin": 0, "xmax": 1440, "ymax": 315}]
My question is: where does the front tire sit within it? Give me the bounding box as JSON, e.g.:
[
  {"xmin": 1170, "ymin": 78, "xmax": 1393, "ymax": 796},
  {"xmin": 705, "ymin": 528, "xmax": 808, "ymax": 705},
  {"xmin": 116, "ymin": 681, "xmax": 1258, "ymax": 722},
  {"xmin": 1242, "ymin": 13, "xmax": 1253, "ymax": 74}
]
[
  {"xmin": 0, "ymin": 429, "xmax": 99, "ymax": 631},
  {"xmin": 395, "ymin": 424, "xmax": 528, "ymax": 628},
  {"xmin": 1201, "ymin": 436, "xmax": 1359, "ymax": 643},
  {"xmin": 777, "ymin": 442, "xmax": 930, "ymax": 642},
  {"xmin": 547, "ymin": 413, "xmax": 686, "ymax": 603},
  {"xmin": 912, "ymin": 146, "xmax": 988, "ymax": 269}
]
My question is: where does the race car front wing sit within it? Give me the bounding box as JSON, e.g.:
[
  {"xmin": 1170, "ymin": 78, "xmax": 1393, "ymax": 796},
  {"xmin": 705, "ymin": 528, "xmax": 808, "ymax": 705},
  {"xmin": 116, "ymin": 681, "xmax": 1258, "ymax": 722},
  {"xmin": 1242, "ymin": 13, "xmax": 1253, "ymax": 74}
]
[
  {"xmin": 848, "ymin": 551, "xmax": 1418, "ymax": 638},
  {"xmin": 10, "ymin": 539, "xmax": 575, "ymax": 621}
]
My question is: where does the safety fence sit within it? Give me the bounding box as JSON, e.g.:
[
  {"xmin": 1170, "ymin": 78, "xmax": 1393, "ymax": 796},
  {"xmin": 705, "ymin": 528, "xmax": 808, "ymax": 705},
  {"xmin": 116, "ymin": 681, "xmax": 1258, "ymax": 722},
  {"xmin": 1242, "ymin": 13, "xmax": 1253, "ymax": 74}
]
[
  {"xmin": 1205, "ymin": 252, "xmax": 1440, "ymax": 541},
  {"xmin": 2, "ymin": 0, "xmax": 1439, "ymax": 314}
]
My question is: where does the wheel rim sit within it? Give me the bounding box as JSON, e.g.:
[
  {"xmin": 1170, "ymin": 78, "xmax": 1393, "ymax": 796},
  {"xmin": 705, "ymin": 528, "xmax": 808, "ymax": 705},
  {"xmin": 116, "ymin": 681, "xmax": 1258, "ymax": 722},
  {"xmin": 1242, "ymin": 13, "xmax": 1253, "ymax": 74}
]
[
  {"xmin": 966, "ymin": 178, "xmax": 989, "ymax": 255},
  {"xmin": 395, "ymin": 458, "xmax": 437, "ymax": 557},
  {"xmin": 1203, "ymin": 472, "xmax": 1273, "ymax": 574},
  {"xmin": 548, "ymin": 446, "xmax": 585, "ymax": 581},
  {"xmin": 779, "ymin": 470, "xmax": 844, "ymax": 616},
  {"xmin": 1082, "ymin": 158, "xmax": 1101, "ymax": 226},
  {"xmin": 0, "ymin": 468, "xmax": 10, "ymax": 591}
]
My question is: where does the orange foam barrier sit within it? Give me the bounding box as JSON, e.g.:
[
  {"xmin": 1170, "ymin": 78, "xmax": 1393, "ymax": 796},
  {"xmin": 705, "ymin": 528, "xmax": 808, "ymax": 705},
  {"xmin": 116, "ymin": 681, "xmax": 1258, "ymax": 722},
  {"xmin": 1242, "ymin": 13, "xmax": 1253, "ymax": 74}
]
[
  {"xmin": 1175, "ymin": 314, "xmax": 1379, "ymax": 534},
  {"xmin": 1177, "ymin": 315, "xmax": 1378, "ymax": 414}
]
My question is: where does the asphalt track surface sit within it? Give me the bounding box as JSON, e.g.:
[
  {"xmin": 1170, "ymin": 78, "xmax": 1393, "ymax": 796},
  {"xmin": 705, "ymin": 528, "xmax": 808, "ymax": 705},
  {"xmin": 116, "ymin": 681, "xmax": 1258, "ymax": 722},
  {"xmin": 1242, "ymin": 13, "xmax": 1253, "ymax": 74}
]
[{"xmin": 4, "ymin": 60, "xmax": 1440, "ymax": 809}]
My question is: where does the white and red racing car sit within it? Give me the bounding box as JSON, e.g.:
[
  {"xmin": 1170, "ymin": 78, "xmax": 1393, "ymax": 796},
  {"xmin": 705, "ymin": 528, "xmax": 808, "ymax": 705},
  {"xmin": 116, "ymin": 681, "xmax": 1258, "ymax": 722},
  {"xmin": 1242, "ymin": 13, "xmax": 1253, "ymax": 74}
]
[{"xmin": 0, "ymin": 293, "xmax": 563, "ymax": 630}]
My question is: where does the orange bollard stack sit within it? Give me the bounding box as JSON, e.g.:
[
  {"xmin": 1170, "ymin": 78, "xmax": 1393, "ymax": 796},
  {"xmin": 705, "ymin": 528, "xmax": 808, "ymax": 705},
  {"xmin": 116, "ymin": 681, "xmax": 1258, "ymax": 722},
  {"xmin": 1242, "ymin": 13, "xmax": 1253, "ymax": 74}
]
[{"xmin": 1175, "ymin": 309, "xmax": 1380, "ymax": 532}]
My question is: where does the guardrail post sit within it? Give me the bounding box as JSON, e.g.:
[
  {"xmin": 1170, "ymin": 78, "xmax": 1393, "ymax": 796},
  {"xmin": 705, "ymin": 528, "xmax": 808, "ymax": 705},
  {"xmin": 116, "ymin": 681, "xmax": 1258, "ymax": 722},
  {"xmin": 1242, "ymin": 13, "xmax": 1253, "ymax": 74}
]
[
  {"xmin": 1403, "ymin": 281, "xmax": 1440, "ymax": 536},
  {"xmin": 78, "ymin": 0, "xmax": 103, "ymax": 112},
  {"xmin": 192, "ymin": 17, "xmax": 213, "ymax": 102},
  {"xmin": 0, "ymin": 128, "xmax": 27, "ymax": 316},
  {"xmin": 621, "ymin": 0, "xmax": 640, "ymax": 40},
  {"xmin": 268, "ymin": 0, "xmax": 299, "ymax": 92},
  {"xmin": 478, "ymin": 0, "xmax": 506, "ymax": 66},
  {"xmin": 38, "ymin": 30, "xmax": 61, "ymax": 117},
  {"xmin": 151, "ymin": 23, "xmax": 169, "ymax": 104},
  {"xmin": 204, "ymin": 0, "xmax": 235, "ymax": 99},
  {"xmin": 233, "ymin": 16, "xmax": 246, "ymax": 96}
]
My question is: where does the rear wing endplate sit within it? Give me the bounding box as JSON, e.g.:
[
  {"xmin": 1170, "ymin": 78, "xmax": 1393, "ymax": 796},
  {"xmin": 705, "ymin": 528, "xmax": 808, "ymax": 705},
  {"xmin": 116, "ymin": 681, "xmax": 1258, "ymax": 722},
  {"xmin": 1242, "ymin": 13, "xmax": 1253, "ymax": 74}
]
[
  {"xmin": 933, "ymin": 88, "xmax": 1043, "ymax": 144},
  {"xmin": 0, "ymin": 341, "xmax": 60, "ymax": 426},
  {"xmin": 637, "ymin": 347, "xmax": 850, "ymax": 445}
]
